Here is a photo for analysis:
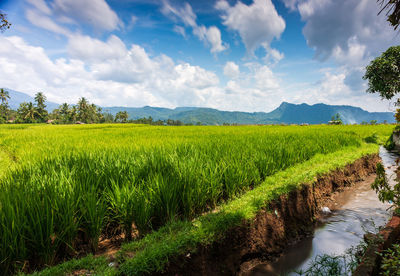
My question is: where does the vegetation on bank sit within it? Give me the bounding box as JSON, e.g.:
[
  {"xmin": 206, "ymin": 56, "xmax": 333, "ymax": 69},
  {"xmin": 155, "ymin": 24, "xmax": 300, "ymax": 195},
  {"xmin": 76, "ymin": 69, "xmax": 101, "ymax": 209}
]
[{"xmin": 0, "ymin": 124, "xmax": 392, "ymax": 275}]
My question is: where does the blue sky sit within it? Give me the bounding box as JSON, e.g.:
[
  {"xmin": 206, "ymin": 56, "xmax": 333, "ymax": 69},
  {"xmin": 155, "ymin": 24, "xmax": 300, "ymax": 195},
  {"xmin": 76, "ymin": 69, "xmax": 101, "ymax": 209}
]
[{"xmin": 0, "ymin": 0, "xmax": 399, "ymax": 112}]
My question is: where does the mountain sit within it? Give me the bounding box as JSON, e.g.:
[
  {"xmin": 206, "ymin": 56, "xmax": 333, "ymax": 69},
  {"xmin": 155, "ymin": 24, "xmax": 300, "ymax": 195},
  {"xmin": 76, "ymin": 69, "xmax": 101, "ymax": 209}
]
[
  {"xmin": 267, "ymin": 102, "xmax": 395, "ymax": 125},
  {"xmin": 103, "ymin": 102, "xmax": 395, "ymax": 125},
  {"xmin": 4, "ymin": 89, "xmax": 395, "ymax": 124},
  {"xmin": 6, "ymin": 89, "xmax": 59, "ymax": 111}
]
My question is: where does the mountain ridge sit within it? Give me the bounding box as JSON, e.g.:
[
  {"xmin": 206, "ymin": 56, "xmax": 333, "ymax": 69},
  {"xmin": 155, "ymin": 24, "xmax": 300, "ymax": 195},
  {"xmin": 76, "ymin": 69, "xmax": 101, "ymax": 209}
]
[{"xmin": 4, "ymin": 89, "xmax": 395, "ymax": 125}]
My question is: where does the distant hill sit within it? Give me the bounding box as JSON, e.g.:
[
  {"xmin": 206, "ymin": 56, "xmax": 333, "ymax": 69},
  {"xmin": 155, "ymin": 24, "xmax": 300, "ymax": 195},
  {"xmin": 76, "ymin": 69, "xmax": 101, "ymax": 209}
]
[
  {"xmin": 4, "ymin": 89, "xmax": 395, "ymax": 124},
  {"xmin": 6, "ymin": 89, "xmax": 59, "ymax": 111},
  {"xmin": 105, "ymin": 102, "xmax": 395, "ymax": 125}
]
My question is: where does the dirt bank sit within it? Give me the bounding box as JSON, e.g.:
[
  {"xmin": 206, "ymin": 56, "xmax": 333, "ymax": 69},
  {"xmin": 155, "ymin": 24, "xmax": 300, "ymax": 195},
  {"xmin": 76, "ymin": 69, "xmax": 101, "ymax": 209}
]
[{"xmin": 157, "ymin": 154, "xmax": 380, "ymax": 276}]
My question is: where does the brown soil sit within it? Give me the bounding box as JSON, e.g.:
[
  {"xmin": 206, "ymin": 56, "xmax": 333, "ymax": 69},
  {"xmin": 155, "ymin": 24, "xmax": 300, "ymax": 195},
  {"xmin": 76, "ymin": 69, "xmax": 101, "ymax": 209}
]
[{"xmin": 156, "ymin": 154, "xmax": 380, "ymax": 276}]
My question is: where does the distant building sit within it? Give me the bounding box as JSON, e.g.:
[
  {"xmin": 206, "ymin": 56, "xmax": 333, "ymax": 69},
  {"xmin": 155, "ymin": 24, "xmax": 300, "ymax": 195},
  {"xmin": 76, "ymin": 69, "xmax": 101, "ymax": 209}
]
[{"xmin": 328, "ymin": 120, "xmax": 342, "ymax": 125}]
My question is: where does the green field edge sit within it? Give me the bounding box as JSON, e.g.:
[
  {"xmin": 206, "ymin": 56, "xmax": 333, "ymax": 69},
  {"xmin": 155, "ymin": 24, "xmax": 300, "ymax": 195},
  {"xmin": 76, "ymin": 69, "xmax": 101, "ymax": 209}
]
[{"xmin": 27, "ymin": 143, "xmax": 380, "ymax": 276}]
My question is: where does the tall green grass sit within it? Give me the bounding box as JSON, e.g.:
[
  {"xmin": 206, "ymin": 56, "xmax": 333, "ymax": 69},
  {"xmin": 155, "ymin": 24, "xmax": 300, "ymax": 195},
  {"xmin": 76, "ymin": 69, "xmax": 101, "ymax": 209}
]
[{"xmin": 0, "ymin": 124, "xmax": 394, "ymax": 274}]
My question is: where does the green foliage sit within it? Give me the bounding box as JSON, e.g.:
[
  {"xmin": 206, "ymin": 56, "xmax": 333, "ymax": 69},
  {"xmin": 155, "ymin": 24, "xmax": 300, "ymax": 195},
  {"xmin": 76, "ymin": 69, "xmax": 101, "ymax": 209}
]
[
  {"xmin": 364, "ymin": 45, "xmax": 400, "ymax": 100},
  {"xmin": 27, "ymin": 254, "xmax": 115, "ymax": 276},
  {"xmin": 295, "ymin": 254, "xmax": 355, "ymax": 276},
  {"xmin": 378, "ymin": 0, "xmax": 400, "ymax": 30},
  {"xmin": 385, "ymin": 133, "xmax": 396, "ymax": 150},
  {"xmin": 0, "ymin": 88, "xmax": 10, "ymax": 121},
  {"xmin": 371, "ymin": 163, "xmax": 400, "ymax": 215},
  {"xmin": 34, "ymin": 92, "xmax": 48, "ymax": 122},
  {"xmin": 115, "ymin": 111, "xmax": 129, "ymax": 123},
  {"xmin": 364, "ymin": 132, "xmax": 378, "ymax": 144},
  {"xmin": 0, "ymin": 12, "xmax": 11, "ymax": 32},
  {"xmin": 380, "ymin": 244, "xmax": 400, "ymax": 276},
  {"xmin": 0, "ymin": 124, "xmax": 393, "ymax": 275}
]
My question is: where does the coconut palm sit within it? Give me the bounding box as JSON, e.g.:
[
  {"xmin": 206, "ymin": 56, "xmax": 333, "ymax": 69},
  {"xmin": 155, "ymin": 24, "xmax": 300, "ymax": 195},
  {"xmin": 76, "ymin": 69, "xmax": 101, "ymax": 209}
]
[
  {"xmin": 379, "ymin": 0, "xmax": 400, "ymax": 29},
  {"xmin": 34, "ymin": 92, "xmax": 48, "ymax": 122},
  {"xmin": 25, "ymin": 102, "xmax": 38, "ymax": 122},
  {"xmin": 0, "ymin": 88, "xmax": 10, "ymax": 105},
  {"xmin": 77, "ymin": 97, "xmax": 89, "ymax": 123}
]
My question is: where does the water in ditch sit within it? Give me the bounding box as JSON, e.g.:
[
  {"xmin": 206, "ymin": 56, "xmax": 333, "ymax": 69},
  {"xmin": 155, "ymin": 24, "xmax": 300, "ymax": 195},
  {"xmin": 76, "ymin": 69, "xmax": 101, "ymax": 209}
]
[{"xmin": 245, "ymin": 146, "xmax": 398, "ymax": 276}]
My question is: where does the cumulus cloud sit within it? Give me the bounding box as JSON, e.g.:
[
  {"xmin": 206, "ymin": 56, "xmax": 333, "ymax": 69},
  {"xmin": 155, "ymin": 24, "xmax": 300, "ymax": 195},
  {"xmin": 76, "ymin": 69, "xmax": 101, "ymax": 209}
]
[
  {"xmin": 161, "ymin": 1, "xmax": 227, "ymax": 53},
  {"xmin": 287, "ymin": 70, "xmax": 390, "ymax": 112},
  {"xmin": 0, "ymin": 35, "xmax": 223, "ymax": 108},
  {"xmin": 286, "ymin": 0, "xmax": 398, "ymax": 62},
  {"xmin": 280, "ymin": 0, "xmax": 398, "ymax": 110},
  {"xmin": 216, "ymin": 0, "xmax": 285, "ymax": 55},
  {"xmin": 68, "ymin": 34, "xmax": 127, "ymax": 62},
  {"xmin": 263, "ymin": 47, "xmax": 284, "ymax": 65},
  {"xmin": 0, "ymin": 33, "xmax": 292, "ymax": 112},
  {"xmin": 223, "ymin": 61, "xmax": 240, "ymax": 79}
]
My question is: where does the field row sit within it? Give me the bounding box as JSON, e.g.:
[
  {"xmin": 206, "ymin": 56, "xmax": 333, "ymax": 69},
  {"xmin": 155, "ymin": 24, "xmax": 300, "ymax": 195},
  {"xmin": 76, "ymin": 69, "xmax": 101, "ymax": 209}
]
[{"xmin": 0, "ymin": 124, "xmax": 393, "ymax": 274}]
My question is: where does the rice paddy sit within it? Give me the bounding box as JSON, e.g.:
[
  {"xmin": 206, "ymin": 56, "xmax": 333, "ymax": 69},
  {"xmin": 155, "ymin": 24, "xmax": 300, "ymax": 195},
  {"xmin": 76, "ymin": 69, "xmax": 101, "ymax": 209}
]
[{"xmin": 0, "ymin": 124, "xmax": 394, "ymax": 275}]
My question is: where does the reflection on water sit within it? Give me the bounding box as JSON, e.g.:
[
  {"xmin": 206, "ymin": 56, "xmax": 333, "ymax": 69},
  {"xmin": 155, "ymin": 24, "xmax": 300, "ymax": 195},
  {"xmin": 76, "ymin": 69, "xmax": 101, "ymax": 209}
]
[{"xmin": 245, "ymin": 147, "xmax": 398, "ymax": 276}]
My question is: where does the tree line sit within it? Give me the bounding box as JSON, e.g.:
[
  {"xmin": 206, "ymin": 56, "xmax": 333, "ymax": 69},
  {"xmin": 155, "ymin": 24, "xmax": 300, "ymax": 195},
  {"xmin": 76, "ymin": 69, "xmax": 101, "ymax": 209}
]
[{"xmin": 0, "ymin": 89, "xmax": 195, "ymax": 125}]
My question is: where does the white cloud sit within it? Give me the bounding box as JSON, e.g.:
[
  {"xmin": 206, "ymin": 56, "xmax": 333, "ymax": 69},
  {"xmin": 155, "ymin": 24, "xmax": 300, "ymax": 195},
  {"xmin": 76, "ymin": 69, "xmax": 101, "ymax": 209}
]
[
  {"xmin": 68, "ymin": 34, "xmax": 127, "ymax": 62},
  {"xmin": 161, "ymin": 1, "xmax": 227, "ymax": 54},
  {"xmin": 51, "ymin": 0, "xmax": 121, "ymax": 31},
  {"xmin": 282, "ymin": 0, "xmax": 299, "ymax": 11},
  {"xmin": 216, "ymin": 0, "xmax": 285, "ymax": 55},
  {"xmin": 224, "ymin": 61, "xmax": 240, "ymax": 79},
  {"xmin": 282, "ymin": 69, "xmax": 392, "ymax": 112},
  {"xmin": 127, "ymin": 15, "xmax": 138, "ymax": 30},
  {"xmin": 288, "ymin": 0, "xmax": 399, "ymax": 62},
  {"xmin": 205, "ymin": 26, "xmax": 226, "ymax": 54},
  {"xmin": 25, "ymin": 0, "xmax": 121, "ymax": 34},
  {"xmin": 0, "ymin": 31, "xmax": 391, "ymax": 113},
  {"xmin": 280, "ymin": 0, "xmax": 399, "ymax": 111},
  {"xmin": 26, "ymin": 0, "xmax": 52, "ymax": 15},
  {"xmin": 263, "ymin": 47, "xmax": 284, "ymax": 65},
  {"xmin": 25, "ymin": 8, "xmax": 71, "ymax": 36},
  {"xmin": 173, "ymin": 25, "xmax": 186, "ymax": 37},
  {"xmin": 0, "ymin": 35, "xmax": 223, "ymax": 109}
]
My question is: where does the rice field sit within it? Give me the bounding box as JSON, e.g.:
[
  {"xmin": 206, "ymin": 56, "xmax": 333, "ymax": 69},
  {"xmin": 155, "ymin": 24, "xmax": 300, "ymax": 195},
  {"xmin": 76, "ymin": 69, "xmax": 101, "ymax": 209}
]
[{"xmin": 0, "ymin": 124, "xmax": 394, "ymax": 274}]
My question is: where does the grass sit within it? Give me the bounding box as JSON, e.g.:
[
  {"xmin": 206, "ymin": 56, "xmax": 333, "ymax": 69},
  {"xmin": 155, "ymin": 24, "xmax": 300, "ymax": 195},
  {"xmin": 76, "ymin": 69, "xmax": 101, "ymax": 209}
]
[{"xmin": 0, "ymin": 124, "xmax": 394, "ymax": 275}]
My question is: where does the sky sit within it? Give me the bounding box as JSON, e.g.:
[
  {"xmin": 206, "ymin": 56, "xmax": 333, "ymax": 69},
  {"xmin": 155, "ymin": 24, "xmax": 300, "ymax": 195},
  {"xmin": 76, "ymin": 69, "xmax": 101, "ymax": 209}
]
[{"xmin": 0, "ymin": 0, "xmax": 399, "ymax": 112}]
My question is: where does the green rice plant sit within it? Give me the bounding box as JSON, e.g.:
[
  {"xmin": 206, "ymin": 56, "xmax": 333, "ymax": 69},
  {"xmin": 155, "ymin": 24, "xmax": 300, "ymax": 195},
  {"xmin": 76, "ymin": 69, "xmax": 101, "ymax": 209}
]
[
  {"xmin": 77, "ymin": 188, "xmax": 106, "ymax": 253},
  {"xmin": 107, "ymin": 180, "xmax": 151, "ymax": 240},
  {"xmin": 0, "ymin": 124, "xmax": 395, "ymax": 274}
]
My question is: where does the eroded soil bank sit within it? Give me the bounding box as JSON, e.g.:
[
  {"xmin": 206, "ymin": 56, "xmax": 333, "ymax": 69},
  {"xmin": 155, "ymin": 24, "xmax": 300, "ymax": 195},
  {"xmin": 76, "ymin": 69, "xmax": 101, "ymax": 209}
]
[{"xmin": 159, "ymin": 153, "xmax": 380, "ymax": 276}]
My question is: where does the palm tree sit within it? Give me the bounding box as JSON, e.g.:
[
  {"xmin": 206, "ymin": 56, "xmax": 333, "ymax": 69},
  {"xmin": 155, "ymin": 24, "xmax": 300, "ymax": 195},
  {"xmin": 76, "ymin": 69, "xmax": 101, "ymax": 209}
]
[
  {"xmin": 379, "ymin": 0, "xmax": 400, "ymax": 30},
  {"xmin": 25, "ymin": 102, "xmax": 38, "ymax": 122},
  {"xmin": 0, "ymin": 88, "xmax": 10, "ymax": 105},
  {"xmin": 34, "ymin": 92, "xmax": 46, "ymax": 107},
  {"xmin": 77, "ymin": 97, "xmax": 89, "ymax": 123},
  {"xmin": 34, "ymin": 92, "xmax": 48, "ymax": 122}
]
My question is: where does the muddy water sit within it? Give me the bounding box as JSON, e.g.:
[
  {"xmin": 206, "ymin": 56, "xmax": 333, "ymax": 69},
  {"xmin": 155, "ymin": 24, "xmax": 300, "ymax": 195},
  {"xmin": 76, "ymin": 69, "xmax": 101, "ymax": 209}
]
[{"xmin": 245, "ymin": 147, "xmax": 398, "ymax": 276}]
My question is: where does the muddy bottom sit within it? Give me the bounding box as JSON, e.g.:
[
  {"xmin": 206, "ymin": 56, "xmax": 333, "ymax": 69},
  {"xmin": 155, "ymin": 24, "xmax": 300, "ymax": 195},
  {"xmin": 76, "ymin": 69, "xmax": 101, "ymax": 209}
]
[{"xmin": 243, "ymin": 147, "xmax": 398, "ymax": 276}]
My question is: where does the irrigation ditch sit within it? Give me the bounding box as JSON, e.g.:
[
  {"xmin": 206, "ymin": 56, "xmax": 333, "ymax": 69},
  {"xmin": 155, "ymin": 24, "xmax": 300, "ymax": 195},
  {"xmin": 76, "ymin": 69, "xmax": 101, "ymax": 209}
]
[{"xmin": 154, "ymin": 151, "xmax": 389, "ymax": 275}]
